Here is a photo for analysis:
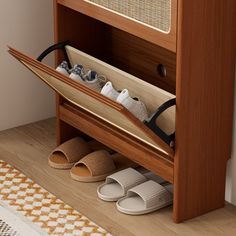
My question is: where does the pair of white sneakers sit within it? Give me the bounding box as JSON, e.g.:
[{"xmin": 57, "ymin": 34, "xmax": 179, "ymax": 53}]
[
  {"xmin": 56, "ymin": 61, "xmax": 106, "ymax": 91},
  {"xmin": 101, "ymin": 82, "xmax": 149, "ymax": 121}
]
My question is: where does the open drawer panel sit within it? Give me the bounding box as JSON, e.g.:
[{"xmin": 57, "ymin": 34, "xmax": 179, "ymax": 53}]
[{"xmin": 8, "ymin": 46, "xmax": 175, "ymax": 160}]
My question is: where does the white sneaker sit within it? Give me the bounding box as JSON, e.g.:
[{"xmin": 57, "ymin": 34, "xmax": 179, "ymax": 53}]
[
  {"xmin": 101, "ymin": 81, "xmax": 120, "ymax": 100},
  {"xmin": 116, "ymin": 89, "xmax": 148, "ymax": 121},
  {"xmin": 69, "ymin": 64, "xmax": 85, "ymax": 82},
  {"xmin": 56, "ymin": 61, "xmax": 70, "ymax": 76}
]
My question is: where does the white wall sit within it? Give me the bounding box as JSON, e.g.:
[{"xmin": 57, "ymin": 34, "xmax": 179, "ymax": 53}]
[
  {"xmin": 226, "ymin": 66, "xmax": 236, "ymax": 205},
  {"xmin": 231, "ymin": 142, "xmax": 236, "ymax": 205},
  {"xmin": 0, "ymin": 0, "xmax": 55, "ymax": 131}
]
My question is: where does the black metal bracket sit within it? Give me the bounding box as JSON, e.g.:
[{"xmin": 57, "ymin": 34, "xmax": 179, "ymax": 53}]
[
  {"xmin": 37, "ymin": 41, "xmax": 71, "ymax": 68},
  {"xmin": 144, "ymin": 98, "xmax": 176, "ymax": 147}
]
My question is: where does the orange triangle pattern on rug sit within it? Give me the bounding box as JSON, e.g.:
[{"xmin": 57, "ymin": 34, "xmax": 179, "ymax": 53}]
[{"xmin": 0, "ymin": 160, "xmax": 112, "ymax": 236}]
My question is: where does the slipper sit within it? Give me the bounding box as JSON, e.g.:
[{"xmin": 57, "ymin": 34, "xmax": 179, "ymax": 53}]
[
  {"xmin": 97, "ymin": 168, "xmax": 165, "ymax": 201},
  {"xmin": 48, "ymin": 137, "xmax": 114, "ymax": 169},
  {"xmin": 70, "ymin": 150, "xmax": 138, "ymax": 182},
  {"xmin": 48, "ymin": 137, "xmax": 92, "ymax": 169},
  {"xmin": 116, "ymin": 180, "xmax": 173, "ymax": 215}
]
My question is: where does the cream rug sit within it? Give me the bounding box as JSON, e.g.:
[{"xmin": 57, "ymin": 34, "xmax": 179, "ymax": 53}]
[
  {"xmin": 0, "ymin": 160, "xmax": 112, "ymax": 236},
  {"xmin": 0, "ymin": 201, "xmax": 47, "ymax": 235}
]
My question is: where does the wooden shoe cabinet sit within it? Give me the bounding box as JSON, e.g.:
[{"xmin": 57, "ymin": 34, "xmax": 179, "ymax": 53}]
[{"xmin": 9, "ymin": 0, "xmax": 236, "ymax": 223}]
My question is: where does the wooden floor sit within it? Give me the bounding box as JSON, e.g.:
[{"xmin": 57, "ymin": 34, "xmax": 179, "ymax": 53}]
[{"xmin": 0, "ymin": 118, "xmax": 236, "ymax": 236}]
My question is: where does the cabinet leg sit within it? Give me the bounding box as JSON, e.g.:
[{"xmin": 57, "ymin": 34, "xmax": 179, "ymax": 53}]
[{"xmin": 173, "ymin": 159, "xmax": 227, "ymax": 223}]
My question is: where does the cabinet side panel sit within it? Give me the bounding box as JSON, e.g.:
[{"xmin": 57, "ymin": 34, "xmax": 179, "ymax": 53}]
[
  {"xmin": 174, "ymin": 0, "xmax": 236, "ymax": 222},
  {"xmin": 54, "ymin": 1, "xmax": 82, "ymax": 144}
]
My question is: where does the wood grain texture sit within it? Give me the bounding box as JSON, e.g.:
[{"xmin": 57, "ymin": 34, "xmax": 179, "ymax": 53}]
[
  {"xmin": 57, "ymin": 0, "xmax": 177, "ymax": 52},
  {"xmin": 56, "ymin": 4, "xmax": 176, "ymax": 93},
  {"xmin": 174, "ymin": 0, "xmax": 236, "ymax": 222},
  {"xmin": 109, "ymin": 28, "xmax": 176, "ymax": 94},
  {"xmin": 1, "ymin": 119, "xmax": 236, "ymax": 236},
  {"xmin": 43, "ymin": 0, "xmax": 236, "ymax": 223}
]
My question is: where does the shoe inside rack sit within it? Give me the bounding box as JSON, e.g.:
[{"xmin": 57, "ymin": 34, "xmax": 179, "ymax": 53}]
[
  {"xmin": 83, "ymin": 70, "xmax": 107, "ymax": 92},
  {"xmin": 101, "ymin": 81, "xmax": 120, "ymax": 100},
  {"xmin": 117, "ymin": 89, "xmax": 149, "ymax": 122},
  {"xmin": 56, "ymin": 60, "xmax": 70, "ymax": 76},
  {"xmin": 69, "ymin": 65, "xmax": 107, "ymax": 92},
  {"xmin": 69, "ymin": 64, "xmax": 85, "ymax": 82}
]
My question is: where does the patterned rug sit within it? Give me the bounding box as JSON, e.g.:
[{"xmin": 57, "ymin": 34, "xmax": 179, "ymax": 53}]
[
  {"xmin": 0, "ymin": 201, "xmax": 47, "ymax": 236},
  {"xmin": 0, "ymin": 160, "xmax": 112, "ymax": 236}
]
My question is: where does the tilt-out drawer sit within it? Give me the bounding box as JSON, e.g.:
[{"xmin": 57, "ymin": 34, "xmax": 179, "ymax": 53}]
[{"xmin": 8, "ymin": 44, "xmax": 175, "ymax": 182}]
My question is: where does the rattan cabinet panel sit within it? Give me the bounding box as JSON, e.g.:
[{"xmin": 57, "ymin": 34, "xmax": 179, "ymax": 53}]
[{"xmin": 86, "ymin": 0, "xmax": 171, "ymax": 32}]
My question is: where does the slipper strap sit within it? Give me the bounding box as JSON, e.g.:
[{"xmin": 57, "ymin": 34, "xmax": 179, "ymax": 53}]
[
  {"xmin": 52, "ymin": 137, "xmax": 91, "ymax": 163},
  {"xmin": 127, "ymin": 180, "xmax": 173, "ymax": 208},
  {"xmin": 76, "ymin": 150, "xmax": 116, "ymax": 176},
  {"xmin": 106, "ymin": 168, "xmax": 147, "ymax": 194}
]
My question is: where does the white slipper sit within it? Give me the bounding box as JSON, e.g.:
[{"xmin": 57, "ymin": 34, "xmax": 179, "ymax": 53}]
[
  {"xmin": 97, "ymin": 168, "xmax": 165, "ymax": 201},
  {"xmin": 116, "ymin": 180, "xmax": 173, "ymax": 215}
]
